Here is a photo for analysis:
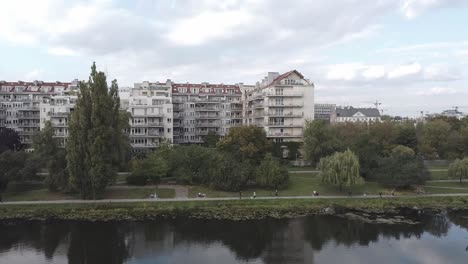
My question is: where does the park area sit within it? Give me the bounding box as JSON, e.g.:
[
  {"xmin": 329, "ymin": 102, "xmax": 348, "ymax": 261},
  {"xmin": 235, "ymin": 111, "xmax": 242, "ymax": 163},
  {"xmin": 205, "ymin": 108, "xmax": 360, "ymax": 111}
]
[{"xmin": 3, "ymin": 164, "xmax": 468, "ymax": 202}]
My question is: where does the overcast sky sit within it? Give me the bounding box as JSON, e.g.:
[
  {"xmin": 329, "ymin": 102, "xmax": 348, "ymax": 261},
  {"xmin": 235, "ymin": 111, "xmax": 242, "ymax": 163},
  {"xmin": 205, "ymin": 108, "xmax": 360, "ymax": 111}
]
[{"xmin": 0, "ymin": 0, "xmax": 467, "ymax": 116}]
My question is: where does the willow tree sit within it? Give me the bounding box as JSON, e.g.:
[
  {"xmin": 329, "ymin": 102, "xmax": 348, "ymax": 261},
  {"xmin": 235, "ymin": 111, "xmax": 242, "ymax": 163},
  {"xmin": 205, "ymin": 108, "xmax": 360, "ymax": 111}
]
[
  {"xmin": 67, "ymin": 63, "xmax": 129, "ymax": 199},
  {"xmin": 319, "ymin": 149, "xmax": 363, "ymax": 192},
  {"xmin": 448, "ymin": 158, "xmax": 468, "ymax": 184}
]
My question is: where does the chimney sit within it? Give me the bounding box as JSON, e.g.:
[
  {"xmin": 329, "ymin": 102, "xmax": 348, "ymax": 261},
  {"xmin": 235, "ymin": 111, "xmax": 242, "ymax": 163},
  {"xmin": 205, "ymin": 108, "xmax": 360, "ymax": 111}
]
[{"xmin": 267, "ymin": 72, "xmax": 280, "ymax": 83}]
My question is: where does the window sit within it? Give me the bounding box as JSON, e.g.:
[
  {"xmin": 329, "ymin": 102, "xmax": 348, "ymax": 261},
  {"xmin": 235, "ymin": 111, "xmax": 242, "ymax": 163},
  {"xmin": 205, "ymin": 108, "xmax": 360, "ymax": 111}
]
[
  {"xmin": 167, "ymin": 118, "xmax": 172, "ymax": 123},
  {"xmin": 168, "ymin": 128, "xmax": 171, "ymax": 133}
]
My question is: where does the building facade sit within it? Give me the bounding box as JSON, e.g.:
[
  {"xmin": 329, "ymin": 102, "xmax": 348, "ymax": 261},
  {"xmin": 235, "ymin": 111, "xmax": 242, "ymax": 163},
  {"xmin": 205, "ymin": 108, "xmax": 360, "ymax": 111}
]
[
  {"xmin": 334, "ymin": 106, "xmax": 381, "ymax": 123},
  {"xmin": 121, "ymin": 81, "xmax": 174, "ymax": 152},
  {"xmin": 244, "ymin": 70, "xmax": 314, "ymax": 142},
  {"xmin": 171, "ymin": 82, "xmax": 243, "ymax": 144},
  {"xmin": 40, "ymin": 95, "xmax": 78, "ymax": 147},
  {"xmin": 0, "ymin": 80, "xmax": 78, "ymax": 149},
  {"xmin": 314, "ymin": 104, "xmax": 336, "ymax": 123}
]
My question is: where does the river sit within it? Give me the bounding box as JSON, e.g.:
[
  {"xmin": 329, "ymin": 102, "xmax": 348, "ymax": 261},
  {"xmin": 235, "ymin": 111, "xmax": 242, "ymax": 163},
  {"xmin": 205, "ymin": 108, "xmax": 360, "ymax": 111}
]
[{"xmin": 1, "ymin": 213, "xmax": 468, "ymax": 264}]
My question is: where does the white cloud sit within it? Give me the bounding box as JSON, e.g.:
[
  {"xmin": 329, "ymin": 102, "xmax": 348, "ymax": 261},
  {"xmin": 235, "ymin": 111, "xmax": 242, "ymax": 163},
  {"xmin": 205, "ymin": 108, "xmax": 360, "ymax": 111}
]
[
  {"xmin": 388, "ymin": 62, "xmax": 422, "ymax": 79},
  {"xmin": 416, "ymin": 87, "xmax": 457, "ymax": 96},
  {"xmin": 362, "ymin": 65, "xmax": 386, "ymax": 79},
  {"xmin": 167, "ymin": 10, "xmax": 254, "ymax": 45},
  {"xmin": 47, "ymin": 47, "xmax": 79, "ymax": 56},
  {"xmin": 326, "ymin": 63, "xmax": 363, "ymax": 81},
  {"xmin": 400, "ymin": 0, "xmax": 467, "ymax": 19},
  {"xmin": 24, "ymin": 69, "xmax": 44, "ymax": 80}
]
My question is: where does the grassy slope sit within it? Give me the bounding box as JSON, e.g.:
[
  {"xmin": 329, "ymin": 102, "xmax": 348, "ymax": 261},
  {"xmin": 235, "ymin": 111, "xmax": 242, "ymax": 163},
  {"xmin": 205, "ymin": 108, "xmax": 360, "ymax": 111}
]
[{"xmin": 2, "ymin": 196, "xmax": 468, "ymax": 221}]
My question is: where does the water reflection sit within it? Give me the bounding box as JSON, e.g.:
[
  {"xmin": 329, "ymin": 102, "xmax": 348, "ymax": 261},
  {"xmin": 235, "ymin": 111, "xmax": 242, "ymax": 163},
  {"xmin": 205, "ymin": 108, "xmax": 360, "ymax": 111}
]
[{"xmin": 0, "ymin": 213, "xmax": 466, "ymax": 264}]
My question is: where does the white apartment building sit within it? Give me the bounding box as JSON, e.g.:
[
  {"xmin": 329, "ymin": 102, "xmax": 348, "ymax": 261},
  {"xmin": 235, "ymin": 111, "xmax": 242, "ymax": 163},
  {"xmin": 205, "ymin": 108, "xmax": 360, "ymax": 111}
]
[
  {"xmin": 244, "ymin": 70, "xmax": 314, "ymax": 142},
  {"xmin": 122, "ymin": 81, "xmax": 174, "ymax": 152},
  {"xmin": 40, "ymin": 95, "xmax": 77, "ymax": 147},
  {"xmin": 171, "ymin": 82, "xmax": 243, "ymax": 144},
  {"xmin": 334, "ymin": 106, "xmax": 381, "ymax": 123},
  {"xmin": 0, "ymin": 80, "xmax": 78, "ymax": 149}
]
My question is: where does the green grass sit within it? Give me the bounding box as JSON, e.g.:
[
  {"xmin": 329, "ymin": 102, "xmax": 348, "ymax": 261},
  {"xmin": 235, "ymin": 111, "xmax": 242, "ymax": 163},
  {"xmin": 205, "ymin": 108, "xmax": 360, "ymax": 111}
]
[
  {"xmin": 426, "ymin": 164, "xmax": 450, "ymax": 170},
  {"xmin": 425, "ymin": 182, "xmax": 468, "ymax": 188},
  {"xmin": 424, "ymin": 187, "xmax": 468, "ymax": 194},
  {"xmin": 188, "ymin": 173, "xmax": 396, "ymax": 198},
  {"xmin": 429, "ymin": 170, "xmax": 449, "ymax": 180},
  {"xmin": 3, "ymin": 187, "xmax": 175, "ymax": 201},
  {"xmin": 288, "ymin": 166, "xmax": 317, "ymax": 171},
  {"xmin": 102, "ymin": 188, "xmax": 175, "ymax": 199}
]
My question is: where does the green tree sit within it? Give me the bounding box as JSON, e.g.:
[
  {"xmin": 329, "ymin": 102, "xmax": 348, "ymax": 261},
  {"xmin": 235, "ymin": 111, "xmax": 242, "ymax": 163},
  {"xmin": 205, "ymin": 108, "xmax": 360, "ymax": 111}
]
[
  {"xmin": 0, "ymin": 151, "xmax": 28, "ymax": 195},
  {"xmin": 209, "ymin": 153, "xmax": 249, "ymax": 191},
  {"xmin": 202, "ymin": 131, "xmax": 220, "ymax": 148},
  {"xmin": 67, "ymin": 63, "xmax": 129, "ymax": 199},
  {"xmin": 0, "ymin": 128, "xmax": 21, "ymax": 153},
  {"xmin": 129, "ymin": 153, "xmax": 168, "ymax": 185},
  {"xmin": 375, "ymin": 145, "xmax": 429, "ymax": 188},
  {"xmin": 421, "ymin": 119, "xmax": 451, "ymax": 159},
  {"xmin": 217, "ymin": 125, "xmax": 271, "ymax": 164},
  {"xmin": 303, "ymin": 120, "xmax": 342, "ymax": 165},
  {"xmin": 255, "ymin": 153, "xmax": 289, "ymax": 189},
  {"xmin": 396, "ymin": 123, "xmax": 418, "ymax": 151},
  {"xmin": 448, "ymin": 158, "xmax": 468, "ymax": 184},
  {"xmin": 33, "ymin": 121, "xmax": 67, "ymax": 190},
  {"xmin": 319, "ymin": 150, "xmax": 363, "ymax": 192}
]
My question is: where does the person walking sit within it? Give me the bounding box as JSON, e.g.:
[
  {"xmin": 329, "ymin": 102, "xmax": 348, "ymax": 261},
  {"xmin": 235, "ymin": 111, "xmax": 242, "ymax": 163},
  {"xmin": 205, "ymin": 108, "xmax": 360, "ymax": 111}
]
[
  {"xmin": 379, "ymin": 192, "xmax": 383, "ymax": 198},
  {"xmin": 275, "ymin": 189, "xmax": 278, "ymax": 197},
  {"xmin": 239, "ymin": 191, "xmax": 242, "ymax": 200},
  {"xmin": 391, "ymin": 189, "xmax": 395, "ymax": 197},
  {"xmin": 253, "ymin": 191, "xmax": 256, "ymax": 198}
]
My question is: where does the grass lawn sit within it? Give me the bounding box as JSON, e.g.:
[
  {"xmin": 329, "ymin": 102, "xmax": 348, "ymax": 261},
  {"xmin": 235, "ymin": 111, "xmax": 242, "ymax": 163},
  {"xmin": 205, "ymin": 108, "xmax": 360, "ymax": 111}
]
[
  {"xmin": 103, "ymin": 188, "xmax": 175, "ymax": 199},
  {"xmin": 288, "ymin": 166, "xmax": 317, "ymax": 171},
  {"xmin": 188, "ymin": 172, "xmax": 398, "ymax": 198},
  {"xmin": 426, "ymin": 164, "xmax": 450, "ymax": 170},
  {"xmin": 3, "ymin": 187, "xmax": 175, "ymax": 201},
  {"xmin": 425, "ymin": 181, "xmax": 468, "ymax": 188},
  {"xmin": 429, "ymin": 170, "xmax": 449, "ymax": 180},
  {"xmin": 424, "ymin": 187, "xmax": 468, "ymax": 194}
]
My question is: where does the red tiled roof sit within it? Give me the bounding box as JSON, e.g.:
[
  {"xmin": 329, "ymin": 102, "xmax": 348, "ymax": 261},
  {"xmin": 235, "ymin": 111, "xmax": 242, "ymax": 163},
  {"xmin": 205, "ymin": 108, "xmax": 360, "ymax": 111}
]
[
  {"xmin": 0, "ymin": 81, "xmax": 72, "ymax": 93},
  {"xmin": 265, "ymin": 70, "xmax": 308, "ymax": 88}
]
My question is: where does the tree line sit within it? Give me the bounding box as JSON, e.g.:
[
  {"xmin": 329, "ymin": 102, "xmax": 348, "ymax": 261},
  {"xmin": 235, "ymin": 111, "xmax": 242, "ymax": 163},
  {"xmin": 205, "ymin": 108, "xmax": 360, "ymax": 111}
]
[
  {"xmin": 303, "ymin": 117, "xmax": 468, "ymax": 188},
  {"xmin": 128, "ymin": 125, "xmax": 289, "ymax": 191}
]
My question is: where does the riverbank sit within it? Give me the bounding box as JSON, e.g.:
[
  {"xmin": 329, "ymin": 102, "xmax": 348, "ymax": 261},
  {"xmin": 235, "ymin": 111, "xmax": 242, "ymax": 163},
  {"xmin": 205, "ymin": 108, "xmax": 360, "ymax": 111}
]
[{"xmin": 1, "ymin": 196, "xmax": 468, "ymax": 222}]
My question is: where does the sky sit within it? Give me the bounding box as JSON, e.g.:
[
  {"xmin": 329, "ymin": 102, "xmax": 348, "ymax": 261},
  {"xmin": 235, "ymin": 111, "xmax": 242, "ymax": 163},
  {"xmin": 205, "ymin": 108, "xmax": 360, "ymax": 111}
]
[{"xmin": 0, "ymin": 0, "xmax": 467, "ymax": 117}]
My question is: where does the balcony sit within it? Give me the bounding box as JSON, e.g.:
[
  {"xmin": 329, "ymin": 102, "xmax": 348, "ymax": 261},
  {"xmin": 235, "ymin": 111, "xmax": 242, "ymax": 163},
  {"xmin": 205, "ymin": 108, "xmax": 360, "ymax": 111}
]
[
  {"xmin": 268, "ymin": 103, "xmax": 304, "ymax": 108},
  {"xmin": 54, "ymin": 132, "xmax": 68, "ymax": 137},
  {"xmin": 267, "ymin": 132, "xmax": 301, "ymax": 138},
  {"xmin": 195, "ymin": 107, "xmax": 219, "ymax": 111},
  {"xmin": 18, "ymin": 123, "xmax": 39, "ymax": 128},
  {"xmin": 266, "ymin": 112, "xmax": 304, "ymax": 118},
  {"xmin": 132, "ymin": 112, "xmax": 164, "ymax": 118},
  {"xmin": 147, "ymin": 122, "xmax": 164, "ymax": 127},
  {"xmin": 18, "ymin": 131, "xmax": 37, "ymax": 135},
  {"xmin": 265, "ymin": 91, "xmax": 303, "ymax": 97},
  {"xmin": 131, "ymin": 143, "xmax": 158, "ymax": 148},
  {"xmin": 18, "ymin": 115, "xmax": 40, "ymax": 119},
  {"xmin": 48, "ymin": 112, "xmax": 69, "ymax": 117},
  {"xmin": 251, "ymin": 103, "xmax": 264, "ymax": 109},
  {"xmin": 267, "ymin": 123, "xmax": 303, "ymax": 128},
  {"xmin": 197, "ymin": 114, "xmax": 221, "ymax": 119},
  {"xmin": 52, "ymin": 122, "xmax": 68, "ymax": 127},
  {"xmin": 195, "ymin": 122, "xmax": 221, "ymax": 128}
]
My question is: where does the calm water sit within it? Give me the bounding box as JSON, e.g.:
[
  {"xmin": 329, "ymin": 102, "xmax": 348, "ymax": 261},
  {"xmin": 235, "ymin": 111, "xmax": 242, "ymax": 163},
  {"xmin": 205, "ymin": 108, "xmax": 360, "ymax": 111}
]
[{"xmin": 1, "ymin": 213, "xmax": 468, "ymax": 264}]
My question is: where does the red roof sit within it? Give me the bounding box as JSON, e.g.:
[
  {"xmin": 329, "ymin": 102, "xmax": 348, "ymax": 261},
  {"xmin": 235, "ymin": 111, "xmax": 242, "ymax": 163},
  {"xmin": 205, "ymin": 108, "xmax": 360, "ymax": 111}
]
[
  {"xmin": 0, "ymin": 81, "xmax": 73, "ymax": 93},
  {"xmin": 265, "ymin": 70, "xmax": 309, "ymax": 88}
]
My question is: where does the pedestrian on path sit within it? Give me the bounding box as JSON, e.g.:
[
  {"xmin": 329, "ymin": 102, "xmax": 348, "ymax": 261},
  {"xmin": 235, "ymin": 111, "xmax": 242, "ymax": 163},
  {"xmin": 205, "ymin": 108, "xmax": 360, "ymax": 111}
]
[
  {"xmin": 0, "ymin": 194, "xmax": 2, "ymax": 203},
  {"xmin": 391, "ymin": 189, "xmax": 395, "ymax": 196},
  {"xmin": 253, "ymin": 192, "xmax": 256, "ymax": 198},
  {"xmin": 379, "ymin": 192, "xmax": 383, "ymax": 198},
  {"xmin": 239, "ymin": 191, "xmax": 242, "ymax": 200},
  {"xmin": 275, "ymin": 189, "xmax": 278, "ymax": 197}
]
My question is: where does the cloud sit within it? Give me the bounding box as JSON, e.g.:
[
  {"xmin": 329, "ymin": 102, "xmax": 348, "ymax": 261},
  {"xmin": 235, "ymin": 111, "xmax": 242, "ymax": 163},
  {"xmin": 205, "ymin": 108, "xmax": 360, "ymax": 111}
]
[
  {"xmin": 24, "ymin": 69, "xmax": 44, "ymax": 80},
  {"xmin": 400, "ymin": 0, "xmax": 468, "ymax": 19},
  {"xmin": 47, "ymin": 47, "xmax": 79, "ymax": 56},
  {"xmin": 388, "ymin": 62, "xmax": 422, "ymax": 79},
  {"xmin": 416, "ymin": 87, "xmax": 458, "ymax": 96}
]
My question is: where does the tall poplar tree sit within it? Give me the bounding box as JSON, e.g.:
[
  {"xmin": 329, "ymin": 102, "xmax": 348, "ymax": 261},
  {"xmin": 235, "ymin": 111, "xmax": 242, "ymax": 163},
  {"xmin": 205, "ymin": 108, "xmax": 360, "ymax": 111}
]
[{"xmin": 67, "ymin": 63, "xmax": 129, "ymax": 199}]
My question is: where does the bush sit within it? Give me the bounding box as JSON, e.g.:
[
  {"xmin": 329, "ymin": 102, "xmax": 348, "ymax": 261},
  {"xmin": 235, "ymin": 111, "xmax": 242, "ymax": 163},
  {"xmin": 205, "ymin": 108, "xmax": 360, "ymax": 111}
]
[
  {"xmin": 375, "ymin": 145, "xmax": 429, "ymax": 188},
  {"xmin": 126, "ymin": 174, "xmax": 148, "ymax": 186}
]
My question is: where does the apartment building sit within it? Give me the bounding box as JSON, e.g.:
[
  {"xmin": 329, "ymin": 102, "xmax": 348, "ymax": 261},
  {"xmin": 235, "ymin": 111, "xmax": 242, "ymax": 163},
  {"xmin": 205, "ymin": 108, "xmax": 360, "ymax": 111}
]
[
  {"xmin": 244, "ymin": 70, "xmax": 314, "ymax": 142},
  {"xmin": 40, "ymin": 95, "xmax": 78, "ymax": 147},
  {"xmin": 314, "ymin": 104, "xmax": 336, "ymax": 123},
  {"xmin": 171, "ymin": 82, "xmax": 243, "ymax": 144},
  {"xmin": 121, "ymin": 81, "xmax": 174, "ymax": 152},
  {"xmin": 0, "ymin": 80, "xmax": 78, "ymax": 149}
]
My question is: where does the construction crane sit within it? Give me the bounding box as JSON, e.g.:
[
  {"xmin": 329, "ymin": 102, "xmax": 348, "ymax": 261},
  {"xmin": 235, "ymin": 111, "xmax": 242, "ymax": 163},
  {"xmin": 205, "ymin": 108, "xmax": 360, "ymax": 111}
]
[{"xmin": 362, "ymin": 100, "xmax": 382, "ymax": 109}]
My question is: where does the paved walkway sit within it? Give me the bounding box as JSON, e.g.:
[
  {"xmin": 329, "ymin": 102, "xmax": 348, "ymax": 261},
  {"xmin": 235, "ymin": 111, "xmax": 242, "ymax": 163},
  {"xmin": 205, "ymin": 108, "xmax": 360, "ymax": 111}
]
[{"xmin": 2, "ymin": 193, "xmax": 468, "ymax": 205}]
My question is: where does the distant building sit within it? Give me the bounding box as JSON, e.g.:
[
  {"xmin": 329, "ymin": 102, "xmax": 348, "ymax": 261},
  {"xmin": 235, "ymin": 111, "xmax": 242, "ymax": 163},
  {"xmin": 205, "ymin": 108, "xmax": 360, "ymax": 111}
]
[
  {"xmin": 440, "ymin": 109, "xmax": 465, "ymax": 120},
  {"xmin": 40, "ymin": 95, "xmax": 77, "ymax": 147},
  {"xmin": 314, "ymin": 104, "xmax": 336, "ymax": 123},
  {"xmin": 334, "ymin": 106, "xmax": 381, "ymax": 123}
]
